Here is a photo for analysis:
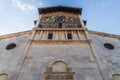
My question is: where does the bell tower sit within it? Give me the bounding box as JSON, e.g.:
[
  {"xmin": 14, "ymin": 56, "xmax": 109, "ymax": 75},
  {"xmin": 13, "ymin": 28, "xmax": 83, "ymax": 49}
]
[{"xmin": 32, "ymin": 6, "xmax": 88, "ymax": 41}]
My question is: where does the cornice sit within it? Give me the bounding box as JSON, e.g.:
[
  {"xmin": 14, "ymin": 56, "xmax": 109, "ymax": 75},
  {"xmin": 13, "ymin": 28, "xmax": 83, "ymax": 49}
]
[
  {"xmin": 0, "ymin": 30, "xmax": 32, "ymax": 39},
  {"xmin": 88, "ymin": 30, "xmax": 120, "ymax": 39}
]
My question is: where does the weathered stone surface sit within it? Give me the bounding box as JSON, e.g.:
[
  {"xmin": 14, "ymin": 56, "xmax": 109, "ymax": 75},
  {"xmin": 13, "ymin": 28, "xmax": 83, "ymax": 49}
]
[
  {"xmin": 0, "ymin": 31, "xmax": 120, "ymax": 80},
  {"xmin": 89, "ymin": 33, "xmax": 120, "ymax": 80}
]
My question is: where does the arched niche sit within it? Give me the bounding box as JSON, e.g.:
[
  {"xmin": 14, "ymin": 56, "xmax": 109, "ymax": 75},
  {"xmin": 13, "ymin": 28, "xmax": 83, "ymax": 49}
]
[
  {"xmin": 0, "ymin": 73, "xmax": 8, "ymax": 80},
  {"xmin": 44, "ymin": 61, "xmax": 75, "ymax": 80},
  {"xmin": 111, "ymin": 74, "xmax": 120, "ymax": 80},
  {"xmin": 51, "ymin": 61, "xmax": 68, "ymax": 72}
]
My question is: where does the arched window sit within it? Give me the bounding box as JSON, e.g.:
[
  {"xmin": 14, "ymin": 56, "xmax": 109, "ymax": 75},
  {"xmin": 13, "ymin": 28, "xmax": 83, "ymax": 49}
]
[
  {"xmin": 0, "ymin": 73, "xmax": 8, "ymax": 80},
  {"xmin": 111, "ymin": 74, "xmax": 120, "ymax": 80},
  {"xmin": 44, "ymin": 61, "xmax": 75, "ymax": 80}
]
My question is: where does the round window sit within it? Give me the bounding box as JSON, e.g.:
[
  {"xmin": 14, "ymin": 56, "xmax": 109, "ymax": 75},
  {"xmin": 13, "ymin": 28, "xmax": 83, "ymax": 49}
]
[
  {"xmin": 6, "ymin": 43, "xmax": 16, "ymax": 50},
  {"xmin": 104, "ymin": 43, "xmax": 114, "ymax": 50}
]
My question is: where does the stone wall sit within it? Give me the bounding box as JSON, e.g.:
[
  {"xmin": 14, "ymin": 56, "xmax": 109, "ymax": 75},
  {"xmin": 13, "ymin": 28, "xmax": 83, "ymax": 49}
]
[
  {"xmin": 89, "ymin": 33, "xmax": 120, "ymax": 80},
  {"xmin": 0, "ymin": 30, "xmax": 120, "ymax": 80},
  {"xmin": 0, "ymin": 32, "xmax": 31, "ymax": 80},
  {"xmin": 17, "ymin": 41, "xmax": 102, "ymax": 80}
]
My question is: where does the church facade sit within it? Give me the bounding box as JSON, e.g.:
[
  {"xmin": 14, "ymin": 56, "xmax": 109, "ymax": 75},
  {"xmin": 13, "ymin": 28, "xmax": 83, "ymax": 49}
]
[{"xmin": 0, "ymin": 6, "xmax": 120, "ymax": 80}]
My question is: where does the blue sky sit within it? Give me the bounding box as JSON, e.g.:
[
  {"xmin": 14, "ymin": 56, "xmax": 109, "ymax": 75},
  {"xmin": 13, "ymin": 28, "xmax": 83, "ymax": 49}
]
[{"xmin": 0, "ymin": 0, "xmax": 120, "ymax": 35}]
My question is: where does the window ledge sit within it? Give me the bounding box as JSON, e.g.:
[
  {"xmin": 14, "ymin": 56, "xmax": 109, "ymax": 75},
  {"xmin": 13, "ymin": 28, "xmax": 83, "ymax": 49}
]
[{"xmin": 29, "ymin": 39, "xmax": 91, "ymax": 44}]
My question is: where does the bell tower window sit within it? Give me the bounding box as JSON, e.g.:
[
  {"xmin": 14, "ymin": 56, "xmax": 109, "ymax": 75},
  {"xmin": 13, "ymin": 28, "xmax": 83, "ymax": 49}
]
[
  {"xmin": 48, "ymin": 32, "xmax": 53, "ymax": 39},
  {"xmin": 67, "ymin": 33, "xmax": 72, "ymax": 39},
  {"xmin": 67, "ymin": 31, "xmax": 72, "ymax": 39}
]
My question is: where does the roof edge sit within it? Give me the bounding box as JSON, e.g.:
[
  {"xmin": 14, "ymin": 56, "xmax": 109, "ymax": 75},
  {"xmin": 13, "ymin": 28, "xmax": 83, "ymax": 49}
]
[
  {"xmin": 0, "ymin": 30, "xmax": 33, "ymax": 39},
  {"xmin": 38, "ymin": 6, "xmax": 82, "ymax": 15},
  {"xmin": 88, "ymin": 30, "xmax": 120, "ymax": 39}
]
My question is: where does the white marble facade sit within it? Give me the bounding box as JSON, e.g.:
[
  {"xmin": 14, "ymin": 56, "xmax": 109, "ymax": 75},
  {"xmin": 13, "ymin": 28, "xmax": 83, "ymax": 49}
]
[{"xmin": 0, "ymin": 6, "xmax": 120, "ymax": 80}]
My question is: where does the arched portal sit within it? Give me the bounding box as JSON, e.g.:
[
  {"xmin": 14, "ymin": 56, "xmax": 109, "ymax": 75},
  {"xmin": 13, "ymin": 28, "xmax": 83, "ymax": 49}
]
[{"xmin": 44, "ymin": 61, "xmax": 75, "ymax": 80}]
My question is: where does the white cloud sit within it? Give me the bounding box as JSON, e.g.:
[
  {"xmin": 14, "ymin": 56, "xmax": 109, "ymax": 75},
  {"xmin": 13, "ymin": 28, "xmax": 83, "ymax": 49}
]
[
  {"xmin": 12, "ymin": 0, "xmax": 36, "ymax": 11},
  {"xmin": 39, "ymin": 2, "xmax": 44, "ymax": 6},
  {"xmin": 0, "ymin": 31, "xmax": 5, "ymax": 35}
]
